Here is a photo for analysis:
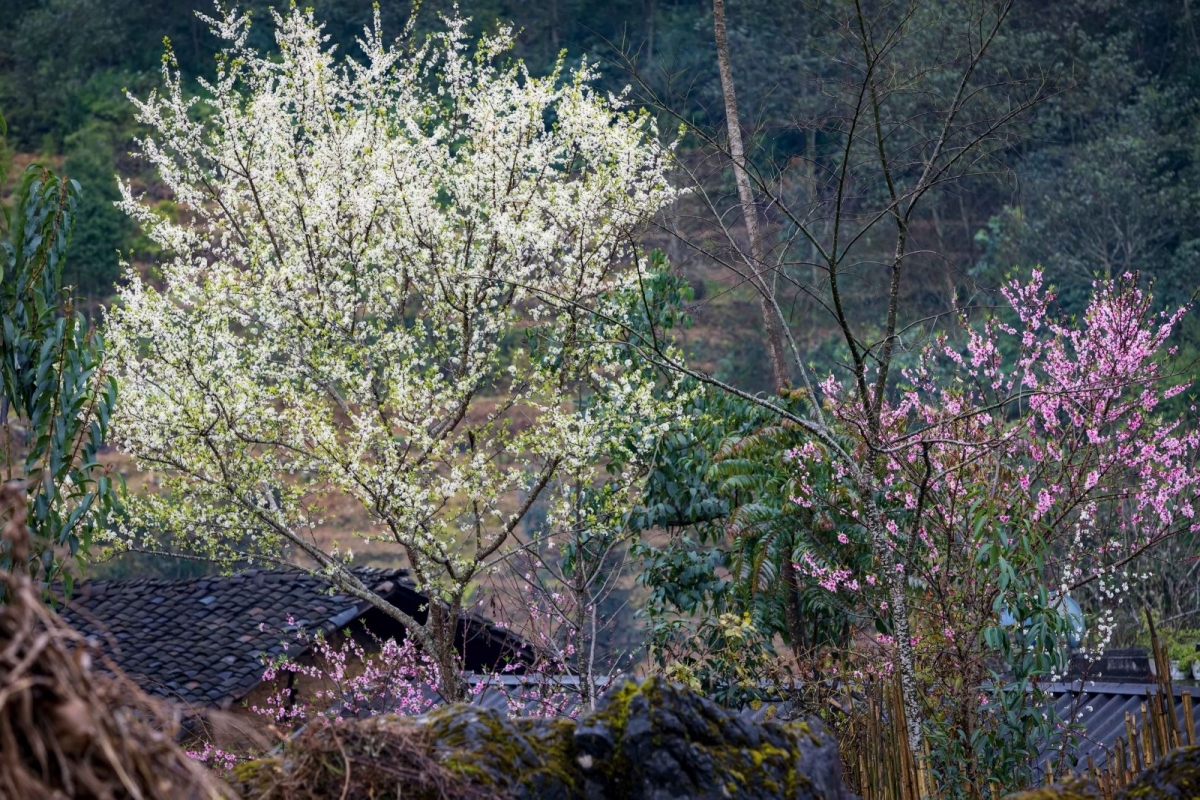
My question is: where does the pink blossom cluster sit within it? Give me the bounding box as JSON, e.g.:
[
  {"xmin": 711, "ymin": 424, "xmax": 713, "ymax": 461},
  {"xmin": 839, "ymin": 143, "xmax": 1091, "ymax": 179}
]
[
  {"xmin": 794, "ymin": 552, "xmax": 859, "ymax": 593},
  {"xmin": 250, "ymin": 617, "xmax": 441, "ymax": 726},
  {"xmin": 248, "ymin": 601, "xmax": 585, "ymax": 736},
  {"xmin": 787, "ymin": 271, "xmax": 1200, "ymax": 674},
  {"xmin": 185, "ymin": 743, "xmax": 240, "ymax": 774}
]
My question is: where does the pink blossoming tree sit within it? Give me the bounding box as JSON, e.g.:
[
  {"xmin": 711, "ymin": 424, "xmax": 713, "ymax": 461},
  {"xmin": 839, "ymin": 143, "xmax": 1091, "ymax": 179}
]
[
  {"xmin": 802, "ymin": 271, "xmax": 1199, "ymax": 784},
  {"xmin": 634, "ymin": 270, "xmax": 1199, "ymax": 789}
]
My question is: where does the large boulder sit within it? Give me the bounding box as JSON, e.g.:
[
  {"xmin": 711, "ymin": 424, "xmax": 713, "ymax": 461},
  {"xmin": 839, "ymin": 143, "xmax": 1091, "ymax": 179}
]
[
  {"xmin": 235, "ymin": 677, "xmax": 854, "ymax": 799},
  {"xmin": 1003, "ymin": 782, "xmax": 1101, "ymax": 800},
  {"xmin": 573, "ymin": 678, "xmax": 851, "ymax": 800}
]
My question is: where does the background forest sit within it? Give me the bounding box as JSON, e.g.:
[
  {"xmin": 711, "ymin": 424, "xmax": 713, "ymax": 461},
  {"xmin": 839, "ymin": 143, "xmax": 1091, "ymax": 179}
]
[
  {"xmin": 4, "ymin": 0, "xmax": 1200, "ymax": 793},
  {"xmin": 7, "ymin": 0, "xmax": 1200, "ymax": 339}
]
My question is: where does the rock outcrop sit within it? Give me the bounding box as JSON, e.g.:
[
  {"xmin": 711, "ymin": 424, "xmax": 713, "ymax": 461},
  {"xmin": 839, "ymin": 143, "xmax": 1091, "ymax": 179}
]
[
  {"xmin": 236, "ymin": 677, "xmax": 854, "ymax": 799},
  {"xmin": 571, "ymin": 678, "xmax": 850, "ymax": 800}
]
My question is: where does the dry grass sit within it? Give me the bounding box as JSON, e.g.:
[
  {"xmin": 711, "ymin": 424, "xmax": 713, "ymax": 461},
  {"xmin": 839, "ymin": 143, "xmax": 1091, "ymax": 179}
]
[
  {"xmin": 234, "ymin": 717, "xmax": 499, "ymax": 800},
  {"xmin": 0, "ymin": 483, "xmax": 235, "ymax": 800}
]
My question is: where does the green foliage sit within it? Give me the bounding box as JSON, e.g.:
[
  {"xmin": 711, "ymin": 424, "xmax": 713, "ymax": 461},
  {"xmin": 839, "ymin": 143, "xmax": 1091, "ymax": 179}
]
[
  {"xmin": 0, "ymin": 162, "xmax": 120, "ymax": 592},
  {"xmin": 0, "ymin": 112, "xmax": 10, "ymax": 194},
  {"xmin": 976, "ymin": 85, "xmax": 1200, "ymax": 312},
  {"xmin": 2, "ymin": 0, "xmax": 134, "ymax": 149},
  {"xmin": 1136, "ymin": 628, "xmax": 1200, "ymax": 670},
  {"xmin": 61, "ymin": 125, "xmax": 131, "ymax": 298},
  {"xmin": 929, "ymin": 506, "xmax": 1075, "ymax": 795},
  {"xmin": 631, "ymin": 385, "xmax": 880, "ymax": 706}
]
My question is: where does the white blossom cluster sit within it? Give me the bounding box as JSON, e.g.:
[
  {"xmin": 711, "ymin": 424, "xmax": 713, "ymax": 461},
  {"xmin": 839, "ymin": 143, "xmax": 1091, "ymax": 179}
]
[{"xmin": 105, "ymin": 6, "xmax": 682, "ymax": 604}]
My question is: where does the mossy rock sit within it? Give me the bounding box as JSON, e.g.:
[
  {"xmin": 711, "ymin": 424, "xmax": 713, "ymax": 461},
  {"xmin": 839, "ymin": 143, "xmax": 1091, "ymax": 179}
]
[
  {"xmin": 1004, "ymin": 780, "xmax": 1102, "ymax": 800},
  {"xmin": 234, "ymin": 678, "xmax": 854, "ymax": 799},
  {"xmin": 1117, "ymin": 745, "xmax": 1200, "ymax": 799},
  {"xmin": 425, "ymin": 704, "xmax": 578, "ymax": 798},
  {"xmin": 573, "ymin": 677, "xmax": 850, "ymax": 800}
]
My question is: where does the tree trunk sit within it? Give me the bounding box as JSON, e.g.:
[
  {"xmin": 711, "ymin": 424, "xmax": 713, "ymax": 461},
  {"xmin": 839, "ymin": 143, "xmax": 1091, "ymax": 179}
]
[
  {"xmin": 712, "ymin": 0, "xmax": 790, "ymax": 392},
  {"xmin": 863, "ymin": 482, "xmax": 925, "ymax": 765},
  {"xmin": 550, "ymin": 0, "xmax": 560, "ymax": 52},
  {"xmin": 429, "ymin": 603, "xmax": 470, "ymax": 702},
  {"xmin": 781, "ymin": 551, "xmax": 808, "ymax": 673},
  {"xmin": 647, "ymin": 0, "xmax": 657, "ymax": 62}
]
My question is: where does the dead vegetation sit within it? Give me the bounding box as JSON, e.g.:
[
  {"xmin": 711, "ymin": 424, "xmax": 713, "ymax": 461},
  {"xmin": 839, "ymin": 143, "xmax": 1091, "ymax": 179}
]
[
  {"xmin": 234, "ymin": 716, "xmax": 499, "ymax": 800},
  {"xmin": 0, "ymin": 481, "xmax": 234, "ymax": 800}
]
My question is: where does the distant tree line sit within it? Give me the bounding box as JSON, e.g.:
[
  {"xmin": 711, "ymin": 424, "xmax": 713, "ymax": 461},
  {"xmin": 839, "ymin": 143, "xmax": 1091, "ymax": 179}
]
[{"xmin": 2, "ymin": 0, "xmax": 1200, "ymax": 323}]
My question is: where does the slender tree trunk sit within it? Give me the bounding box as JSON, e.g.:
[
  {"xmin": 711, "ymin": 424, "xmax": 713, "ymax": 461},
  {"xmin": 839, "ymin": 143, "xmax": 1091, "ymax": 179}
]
[
  {"xmin": 587, "ymin": 601, "xmax": 599, "ymax": 710},
  {"xmin": 863, "ymin": 476, "xmax": 926, "ymax": 769},
  {"xmin": 781, "ymin": 556, "xmax": 808, "ymax": 672},
  {"xmin": 1186, "ymin": 0, "xmax": 1200, "ymax": 57},
  {"xmin": 806, "ymin": 125, "xmax": 819, "ymax": 290},
  {"xmin": 551, "ymin": 0, "xmax": 560, "ymax": 52},
  {"xmin": 429, "ymin": 603, "xmax": 470, "ymax": 702},
  {"xmin": 647, "ymin": 0, "xmax": 657, "ymax": 62},
  {"xmin": 712, "ymin": 0, "xmax": 790, "ymax": 392},
  {"xmin": 958, "ymin": 193, "xmax": 974, "ymax": 264}
]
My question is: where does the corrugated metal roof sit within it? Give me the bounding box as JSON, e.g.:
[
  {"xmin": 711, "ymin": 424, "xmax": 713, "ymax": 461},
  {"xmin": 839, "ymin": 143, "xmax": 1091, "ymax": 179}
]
[{"xmin": 1042, "ymin": 681, "xmax": 1196, "ymax": 773}]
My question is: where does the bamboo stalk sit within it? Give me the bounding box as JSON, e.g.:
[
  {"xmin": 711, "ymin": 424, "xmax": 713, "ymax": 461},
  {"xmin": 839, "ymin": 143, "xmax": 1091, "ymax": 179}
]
[
  {"xmin": 1185, "ymin": 691, "xmax": 1195, "ymax": 746},
  {"xmin": 1141, "ymin": 706, "xmax": 1154, "ymax": 772},
  {"xmin": 921, "ymin": 737, "xmax": 934, "ymax": 800},
  {"xmin": 1143, "ymin": 692, "xmax": 1160, "ymax": 761},
  {"xmin": 1157, "ymin": 693, "xmax": 1170, "ymax": 759},
  {"xmin": 1114, "ymin": 737, "xmax": 1127, "ymax": 785},
  {"xmin": 894, "ymin": 679, "xmax": 916, "ymax": 800},
  {"xmin": 1147, "ymin": 608, "xmax": 1183, "ymax": 752},
  {"xmin": 1126, "ymin": 712, "xmax": 1143, "ymax": 773}
]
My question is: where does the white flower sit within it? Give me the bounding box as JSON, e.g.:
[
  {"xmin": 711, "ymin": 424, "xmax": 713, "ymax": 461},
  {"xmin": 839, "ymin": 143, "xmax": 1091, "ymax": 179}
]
[{"xmin": 107, "ymin": 6, "xmax": 684, "ymax": 628}]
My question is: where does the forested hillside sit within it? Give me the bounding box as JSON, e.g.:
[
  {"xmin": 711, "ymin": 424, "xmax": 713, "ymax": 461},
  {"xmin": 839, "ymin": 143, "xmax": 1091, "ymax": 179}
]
[
  {"xmin": 6, "ymin": 0, "xmax": 1200, "ymax": 643},
  {"xmin": 5, "ymin": 0, "xmax": 1200, "ymax": 349}
]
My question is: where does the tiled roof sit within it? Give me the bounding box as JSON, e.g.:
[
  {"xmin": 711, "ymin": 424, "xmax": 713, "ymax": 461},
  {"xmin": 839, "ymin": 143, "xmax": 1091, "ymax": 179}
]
[{"xmin": 60, "ymin": 567, "xmax": 424, "ymax": 709}]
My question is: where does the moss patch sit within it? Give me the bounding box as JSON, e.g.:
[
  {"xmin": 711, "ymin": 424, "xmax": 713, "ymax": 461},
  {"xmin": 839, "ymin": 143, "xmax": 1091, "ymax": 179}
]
[
  {"xmin": 1004, "ymin": 784, "xmax": 1101, "ymax": 800},
  {"xmin": 578, "ymin": 677, "xmax": 816, "ymax": 799},
  {"xmin": 1006, "ymin": 747, "xmax": 1200, "ymax": 800}
]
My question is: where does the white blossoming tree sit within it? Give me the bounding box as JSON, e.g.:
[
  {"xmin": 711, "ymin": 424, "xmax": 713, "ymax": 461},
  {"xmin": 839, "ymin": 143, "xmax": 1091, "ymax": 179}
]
[{"xmin": 106, "ymin": 7, "xmax": 681, "ymax": 699}]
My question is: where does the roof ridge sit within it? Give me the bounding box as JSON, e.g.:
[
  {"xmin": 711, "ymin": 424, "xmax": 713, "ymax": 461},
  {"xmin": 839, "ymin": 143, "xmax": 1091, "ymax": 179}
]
[{"xmin": 73, "ymin": 564, "xmax": 410, "ymax": 594}]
